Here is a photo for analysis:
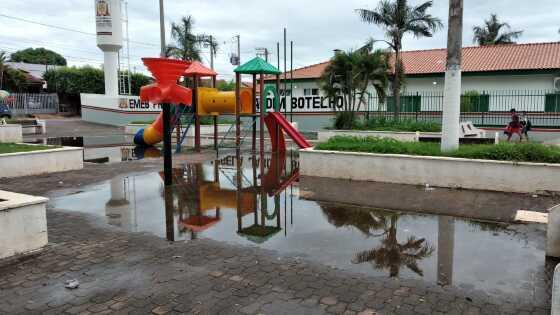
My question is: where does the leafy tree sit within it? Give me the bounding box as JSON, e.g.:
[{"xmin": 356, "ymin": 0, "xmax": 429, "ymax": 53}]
[
  {"xmin": 166, "ymin": 16, "xmax": 218, "ymax": 62},
  {"xmin": 10, "ymin": 47, "xmax": 67, "ymax": 66},
  {"xmin": 3, "ymin": 68, "xmax": 28, "ymax": 92},
  {"xmin": 356, "ymin": 0, "xmax": 442, "ymax": 119},
  {"xmin": 216, "ymin": 79, "xmax": 235, "ymax": 91},
  {"xmin": 473, "ymin": 14, "xmax": 522, "ymax": 46},
  {"xmin": 320, "ymin": 46, "xmax": 389, "ymax": 129}
]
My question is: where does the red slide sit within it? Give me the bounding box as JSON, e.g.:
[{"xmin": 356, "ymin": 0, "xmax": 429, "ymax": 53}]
[{"xmin": 265, "ymin": 112, "xmax": 312, "ymax": 153}]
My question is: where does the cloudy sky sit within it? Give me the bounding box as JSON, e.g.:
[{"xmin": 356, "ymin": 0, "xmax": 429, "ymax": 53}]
[{"xmin": 1, "ymin": 0, "xmax": 559, "ymax": 80}]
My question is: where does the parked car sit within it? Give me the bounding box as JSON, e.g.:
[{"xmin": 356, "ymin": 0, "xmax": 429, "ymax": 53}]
[{"xmin": 0, "ymin": 103, "xmax": 12, "ymax": 119}]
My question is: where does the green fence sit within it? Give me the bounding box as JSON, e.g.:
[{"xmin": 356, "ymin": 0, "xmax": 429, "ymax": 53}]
[{"xmin": 366, "ymin": 90, "xmax": 560, "ymax": 128}]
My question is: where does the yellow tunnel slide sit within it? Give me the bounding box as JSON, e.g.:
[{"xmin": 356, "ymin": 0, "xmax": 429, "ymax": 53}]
[{"xmin": 197, "ymin": 87, "xmax": 254, "ymax": 116}]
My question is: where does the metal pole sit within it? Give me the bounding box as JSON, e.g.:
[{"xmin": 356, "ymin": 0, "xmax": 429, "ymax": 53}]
[
  {"xmin": 158, "ymin": 0, "xmax": 166, "ymax": 57},
  {"xmin": 283, "ymin": 28, "xmax": 287, "ymax": 116},
  {"xmin": 441, "ymin": 0, "xmax": 463, "ymax": 151},
  {"xmin": 163, "ymin": 103, "xmax": 173, "ymax": 186},
  {"xmin": 290, "ymin": 41, "xmax": 293, "ymax": 122},
  {"xmin": 252, "ymin": 74, "xmax": 257, "ymax": 154},
  {"xmin": 194, "ymin": 75, "xmax": 200, "ymax": 152},
  {"xmin": 210, "ymin": 35, "xmax": 214, "ymax": 70}
]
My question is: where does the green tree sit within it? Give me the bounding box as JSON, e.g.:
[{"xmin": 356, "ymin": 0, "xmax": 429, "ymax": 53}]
[
  {"xmin": 320, "ymin": 46, "xmax": 389, "ymax": 129},
  {"xmin": 10, "ymin": 47, "xmax": 67, "ymax": 66},
  {"xmin": 3, "ymin": 68, "xmax": 28, "ymax": 92},
  {"xmin": 473, "ymin": 14, "xmax": 522, "ymax": 46},
  {"xmin": 356, "ymin": 0, "xmax": 442, "ymax": 119},
  {"xmin": 165, "ymin": 16, "xmax": 219, "ymax": 62},
  {"xmin": 216, "ymin": 79, "xmax": 235, "ymax": 91}
]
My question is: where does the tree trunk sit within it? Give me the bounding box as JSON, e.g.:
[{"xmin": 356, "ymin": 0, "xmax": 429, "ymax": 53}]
[
  {"xmin": 393, "ymin": 49, "xmax": 401, "ymax": 121},
  {"xmin": 441, "ymin": 0, "xmax": 463, "ymax": 151}
]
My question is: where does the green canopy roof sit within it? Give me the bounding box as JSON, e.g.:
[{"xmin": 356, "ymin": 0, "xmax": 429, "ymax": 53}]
[{"xmin": 234, "ymin": 57, "xmax": 281, "ymax": 75}]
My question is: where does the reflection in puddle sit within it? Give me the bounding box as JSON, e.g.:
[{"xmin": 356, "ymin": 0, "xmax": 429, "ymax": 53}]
[
  {"xmin": 50, "ymin": 152, "xmax": 553, "ymax": 302},
  {"xmin": 25, "ymin": 136, "xmax": 160, "ymax": 162}
]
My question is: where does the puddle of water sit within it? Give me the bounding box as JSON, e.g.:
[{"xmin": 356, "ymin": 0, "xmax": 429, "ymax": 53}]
[
  {"xmin": 49, "ymin": 152, "xmax": 553, "ymax": 301},
  {"xmin": 25, "ymin": 136, "xmax": 160, "ymax": 162}
]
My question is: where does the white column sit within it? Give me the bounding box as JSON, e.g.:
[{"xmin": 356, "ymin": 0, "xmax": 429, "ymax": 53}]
[
  {"xmin": 103, "ymin": 51, "xmax": 119, "ymax": 96},
  {"xmin": 441, "ymin": 68, "xmax": 461, "ymax": 151},
  {"xmin": 547, "ymin": 205, "xmax": 560, "ymax": 257}
]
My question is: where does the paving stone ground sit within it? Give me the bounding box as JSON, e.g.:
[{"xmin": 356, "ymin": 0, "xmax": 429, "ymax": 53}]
[{"xmin": 0, "ymin": 207, "xmax": 552, "ymax": 315}]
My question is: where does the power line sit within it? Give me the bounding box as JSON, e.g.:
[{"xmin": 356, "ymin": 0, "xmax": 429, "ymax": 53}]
[{"xmin": 0, "ymin": 13, "xmax": 157, "ymax": 47}]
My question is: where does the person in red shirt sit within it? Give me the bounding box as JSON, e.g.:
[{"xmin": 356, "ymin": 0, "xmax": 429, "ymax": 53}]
[{"xmin": 505, "ymin": 108, "xmax": 522, "ymax": 142}]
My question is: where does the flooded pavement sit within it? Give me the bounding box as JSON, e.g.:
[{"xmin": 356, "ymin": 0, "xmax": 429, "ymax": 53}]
[{"xmin": 49, "ymin": 153, "xmax": 555, "ymax": 304}]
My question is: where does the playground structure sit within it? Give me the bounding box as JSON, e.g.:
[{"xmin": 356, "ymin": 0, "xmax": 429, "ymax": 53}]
[{"xmin": 135, "ymin": 57, "xmax": 312, "ymax": 156}]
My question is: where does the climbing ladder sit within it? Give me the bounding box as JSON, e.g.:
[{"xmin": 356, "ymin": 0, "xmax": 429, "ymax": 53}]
[
  {"xmin": 217, "ymin": 119, "xmax": 258, "ymax": 151},
  {"xmin": 172, "ymin": 106, "xmax": 195, "ymax": 153}
]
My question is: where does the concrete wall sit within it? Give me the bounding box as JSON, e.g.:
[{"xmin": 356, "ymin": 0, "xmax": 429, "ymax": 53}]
[
  {"xmin": 0, "ymin": 190, "xmax": 48, "ymax": 259},
  {"xmin": 300, "ymin": 148, "xmax": 560, "ymax": 194},
  {"xmin": 0, "ymin": 124, "xmax": 23, "ymax": 143},
  {"xmin": 0, "ymin": 146, "xmax": 83, "ymax": 178}
]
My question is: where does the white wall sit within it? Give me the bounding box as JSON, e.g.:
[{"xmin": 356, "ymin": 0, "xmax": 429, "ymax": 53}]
[
  {"xmin": 0, "ymin": 191, "xmax": 48, "ymax": 259},
  {"xmin": 0, "ymin": 146, "xmax": 83, "ymax": 178}
]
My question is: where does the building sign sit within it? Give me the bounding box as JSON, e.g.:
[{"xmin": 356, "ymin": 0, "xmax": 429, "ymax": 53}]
[
  {"xmin": 256, "ymin": 96, "xmax": 345, "ymax": 113},
  {"xmin": 118, "ymin": 97, "xmax": 162, "ymax": 112},
  {"xmin": 95, "ymin": 0, "xmax": 112, "ymax": 35}
]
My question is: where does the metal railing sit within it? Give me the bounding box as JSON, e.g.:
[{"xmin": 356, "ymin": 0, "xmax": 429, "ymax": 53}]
[
  {"xmin": 363, "ymin": 90, "xmax": 560, "ymax": 128},
  {"xmin": 1, "ymin": 93, "xmax": 59, "ymax": 115}
]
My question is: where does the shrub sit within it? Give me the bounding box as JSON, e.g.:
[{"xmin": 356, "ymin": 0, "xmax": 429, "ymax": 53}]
[
  {"xmin": 339, "ymin": 117, "xmax": 441, "ymax": 132},
  {"xmin": 316, "ymin": 136, "xmax": 560, "ymax": 164},
  {"xmin": 333, "ymin": 111, "xmax": 359, "ymax": 130}
]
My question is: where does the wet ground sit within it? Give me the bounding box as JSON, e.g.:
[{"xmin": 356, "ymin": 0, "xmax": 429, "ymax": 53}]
[{"xmin": 0, "ymin": 118, "xmax": 557, "ymax": 314}]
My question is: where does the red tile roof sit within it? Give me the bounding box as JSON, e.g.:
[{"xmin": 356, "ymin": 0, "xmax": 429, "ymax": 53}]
[{"xmin": 268, "ymin": 42, "xmax": 560, "ymax": 81}]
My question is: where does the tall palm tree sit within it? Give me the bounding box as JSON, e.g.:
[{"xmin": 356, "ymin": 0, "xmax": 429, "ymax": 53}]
[
  {"xmin": 356, "ymin": 0, "xmax": 442, "ymax": 119},
  {"xmin": 166, "ymin": 16, "xmax": 218, "ymax": 62},
  {"xmin": 352, "ymin": 215, "xmax": 434, "ymax": 277},
  {"xmin": 472, "ymin": 14, "xmax": 522, "ymax": 46}
]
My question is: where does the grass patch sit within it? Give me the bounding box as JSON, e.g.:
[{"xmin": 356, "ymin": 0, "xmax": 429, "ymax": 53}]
[
  {"xmin": 316, "ymin": 136, "xmax": 560, "ymax": 164},
  {"xmin": 0, "ymin": 143, "xmax": 56, "ymax": 154}
]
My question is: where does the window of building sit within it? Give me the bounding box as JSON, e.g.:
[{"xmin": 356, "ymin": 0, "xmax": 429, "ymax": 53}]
[{"xmin": 304, "ymin": 88, "xmax": 319, "ymax": 96}]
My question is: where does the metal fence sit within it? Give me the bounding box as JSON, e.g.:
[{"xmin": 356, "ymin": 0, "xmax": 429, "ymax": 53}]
[
  {"xmin": 1, "ymin": 93, "xmax": 59, "ymax": 115},
  {"xmin": 365, "ymin": 90, "xmax": 560, "ymax": 128}
]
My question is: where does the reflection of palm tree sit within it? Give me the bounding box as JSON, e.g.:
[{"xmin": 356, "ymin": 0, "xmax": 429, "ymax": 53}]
[
  {"xmin": 352, "ymin": 215, "xmax": 434, "ymax": 277},
  {"xmin": 320, "ymin": 203, "xmax": 390, "ymax": 236}
]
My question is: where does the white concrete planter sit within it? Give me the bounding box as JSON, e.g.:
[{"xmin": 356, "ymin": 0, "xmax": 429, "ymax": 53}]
[
  {"xmin": 317, "ymin": 130, "xmax": 441, "ymax": 142},
  {"xmin": 0, "ymin": 145, "xmax": 83, "ymax": 178},
  {"xmin": 0, "ymin": 124, "xmax": 23, "ymax": 143},
  {"xmin": 300, "ymin": 148, "xmax": 560, "ymax": 194},
  {"xmin": 0, "ymin": 190, "xmax": 48, "ymax": 260}
]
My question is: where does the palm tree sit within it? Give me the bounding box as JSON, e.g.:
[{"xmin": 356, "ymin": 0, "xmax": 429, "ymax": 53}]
[
  {"xmin": 319, "ymin": 47, "xmax": 389, "ymax": 129},
  {"xmin": 472, "ymin": 14, "xmax": 522, "ymax": 46},
  {"xmin": 357, "ymin": 0, "xmax": 442, "ymax": 119},
  {"xmin": 352, "ymin": 215, "xmax": 434, "ymax": 277},
  {"xmin": 166, "ymin": 16, "xmax": 218, "ymax": 62}
]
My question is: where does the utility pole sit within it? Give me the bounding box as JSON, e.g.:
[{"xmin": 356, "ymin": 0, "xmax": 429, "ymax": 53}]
[
  {"xmin": 441, "ymin": 0, "xmax": 463, "ymax": 151},
  {"xmin": 210, "ymin": 35, "xmax": 214, "ymax": 70},
  {"xmin": 159, "ymin": 0, "xmax": 166, "ymax": 57},
  {"xmin": 255, "ymin": 48, "xmax": 270, "ymax": 62},
  {"xmin": 237, "ymin": 35, "xmax": 241, "ymax": 65}
]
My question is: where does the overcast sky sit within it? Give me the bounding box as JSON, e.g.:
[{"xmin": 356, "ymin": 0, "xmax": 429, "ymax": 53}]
[{"xmin": 1, "ymin": 0, "xmax": 559, "ymax": 80}]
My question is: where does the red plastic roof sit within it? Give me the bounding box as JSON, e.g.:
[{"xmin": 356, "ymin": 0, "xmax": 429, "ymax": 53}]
[{"xmin": 184, "ymin": 61, "xmax": 217, "ymax": 77}]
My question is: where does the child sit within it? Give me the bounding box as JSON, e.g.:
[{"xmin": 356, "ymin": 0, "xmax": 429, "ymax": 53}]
[
  {"xmin": 505, "ymin": 108, "xmax": 522, "ymax": 142},
  {"xmin": 520, "ymin": 111, "xmax": 531, "ymax": 141}
]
